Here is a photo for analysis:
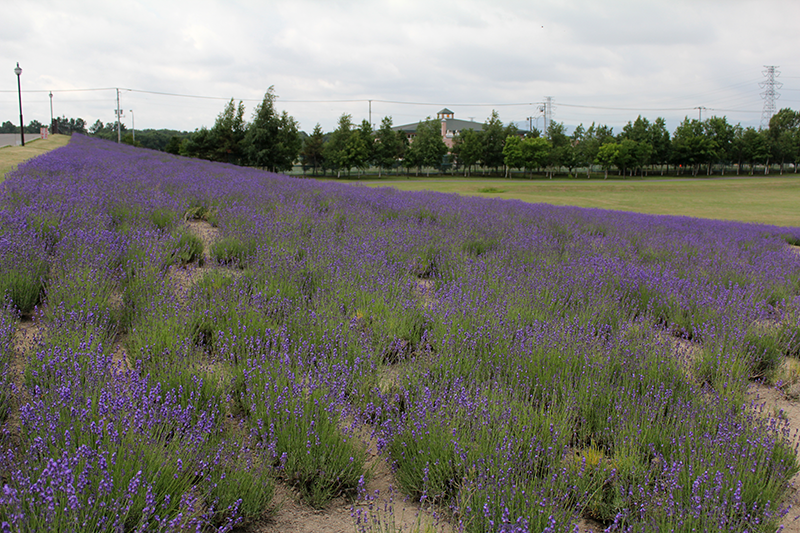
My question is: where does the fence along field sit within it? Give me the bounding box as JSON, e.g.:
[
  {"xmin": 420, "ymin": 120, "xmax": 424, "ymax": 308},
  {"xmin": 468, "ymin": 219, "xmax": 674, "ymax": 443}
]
[{"xmin": 0, "ymin": 134, "xmax": 799, "ymax": 532}]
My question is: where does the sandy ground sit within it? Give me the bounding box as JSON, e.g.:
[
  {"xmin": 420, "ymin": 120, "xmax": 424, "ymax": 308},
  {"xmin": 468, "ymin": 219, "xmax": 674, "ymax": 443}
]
[{"xmin": 748, "ymin": 383, "xmax": 800, "ymax": 532}]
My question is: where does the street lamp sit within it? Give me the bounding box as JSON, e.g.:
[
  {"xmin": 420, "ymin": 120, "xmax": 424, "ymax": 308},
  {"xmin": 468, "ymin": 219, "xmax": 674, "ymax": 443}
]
[
  {"xmin": 130, "ymin": 110, "xmax": 135, "ymax": 142},
  {"xmin": 14, "ymin": 62, "xmax": 24, "ymax": 147}
]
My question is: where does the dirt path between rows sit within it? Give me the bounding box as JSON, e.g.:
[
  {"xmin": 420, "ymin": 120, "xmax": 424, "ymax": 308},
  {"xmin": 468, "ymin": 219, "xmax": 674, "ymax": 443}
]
[
  {"xmin": 174, "ymin": 220, "xmax": 455, "ymax": 533},
  {"xmin": 749, "ymin": 383, "xmax": 800, "ymax": 532},
  {"xmin": 665, "ymin": 325, "xmax": 800, "ymax": 532}
]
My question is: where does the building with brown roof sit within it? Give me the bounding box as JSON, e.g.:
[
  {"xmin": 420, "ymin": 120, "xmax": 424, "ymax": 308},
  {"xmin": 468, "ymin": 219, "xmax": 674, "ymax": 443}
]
[{"xmin": 394, "ymin": 108, "xmax": 484, "ymax": 149}]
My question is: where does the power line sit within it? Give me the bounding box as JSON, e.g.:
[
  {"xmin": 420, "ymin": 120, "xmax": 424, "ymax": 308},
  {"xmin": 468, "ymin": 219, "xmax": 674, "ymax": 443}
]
[
  {"xmin": 368, "ymin": 99, "xmax": 541, "ymax": 107},
  {"xmin": 558, "ymin": 102, "xmax": 700, "ymax": 112},
  {"xmin": 128, "ymin": 88, "xmax": 261, "ymax": 102},
  {"xmin": 705, "ymin": 107, "xmax": 761, "ymax": 114},
  {"xmin": 0, "ymin": 87, "xmax": 115, "ymax": 93},
  {"xmin": 0, "ymin": 86, "xmax": 766, "ymax": 113},
  {"xmin": 0, "ymin": 87, "xmax": 546, "ymax": 107}
]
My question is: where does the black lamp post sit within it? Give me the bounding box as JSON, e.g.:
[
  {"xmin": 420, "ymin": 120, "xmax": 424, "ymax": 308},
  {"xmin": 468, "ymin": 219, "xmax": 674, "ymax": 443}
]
[{"xmin": 14, "ymin": 62, "xmax": 24, "ymax": 147}]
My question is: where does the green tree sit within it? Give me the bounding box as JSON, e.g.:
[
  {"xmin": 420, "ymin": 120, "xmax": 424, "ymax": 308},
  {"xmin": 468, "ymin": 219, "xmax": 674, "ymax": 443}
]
[
  {"xmin": 520, "ymin": 136, "xmax": 551, "ymax": 177},
  {"xmin": 768, "ymin": 108, "xmax": 800, "ymax": 174},
  {"xmin": 575, "ymin": 123, "xmax": 600, "ymax": 178},
  {"xmin": 121, "ymin": 132, "xmax": 142, "ymax": 147},
  {"xmin": 621, "ymin": 116, "xmax": 650, "ymax": 142},
  {"xmin": 731, "ymin": 124, "xmax": 746, "ymax": 175},
  {"xmin": 180, "ymin": 127, "xmax": 214, "ymax": 159},
  {"xmin": 132, "ymin": 129, "xmax": 191, "ymax": 152},
  {"xmin": 502, "ymin": 135, "xmax": 525, "ymax": 177},
  {"xmin": 452, "ymin": 128, "xmax": 482, "ymax": 176},
  {"xmin": 325, "ymin": 114, "xmax": 354, "ymax": 178},
  {"xmin": 545, "ymin": 121, "xmax": 573, "ymax": 176},
  {"xmin": 300, "ymin": 123, "xmax": 325, "ymax": 176},
  {"xmin": 595, "ymin": 142, "xmax": 620, "ymax": 179},
  {"xmin": 571, "ymin": 124, "xmax": 591, "ymax": 177},
  {"xmin": 51, "ymin": 116, "xmax": 87, "ymax": 135},
  {"xmin": 209, "ymin": 98, "xmax": 247, "ymax": 164},
  {"xmin": 24, "ymin": 119, "xmax": 44, "ymax": 134},
  {"xmin": 405, "ymin": 117, "xmax": 448, "ymax": 177},
  {"xmin": 344, "ymin": 120, "xmax": 373, "ymax": 177},
  {"xmin": 620, "ymin": 116, "xmax": 654, "ymax": 175},
  {"xmin": 614, "ymin": 139, "xmax": 642, "ymax": 176},
  {"xmin": 648, "ymin": 118, "xmax": 671, "ymax": 175},
  {"xmin": 374, "ymin": 116, "xmax": 402, "ymax": 176},
  {"xmin": 89, "ymin": 119, "xmax": 123, "ymax": 141},
  {"xmin": 741, "ymin": 126, "xmax": 771, "ymax": 174},
  {"xmin": 480, "ymin": 111, "xmax": 506, "ymax": 173},
  {"xmin": 243, "ymin": 87, "xmax": 301, "ymax": 172},
  {"xmin": 703, "ymin": 116, "xmax": 735, "ymax": 175},
  {"xmin": 671, "ymin": 118, "xmax": 715, "ymax": 176},
  {"xmin": 576, "ymin": 123, "xmax": 615, "ymax": 178},
  {"xmin": 164, "ymin": 136, "xmax": 182, "ymax": 155}
]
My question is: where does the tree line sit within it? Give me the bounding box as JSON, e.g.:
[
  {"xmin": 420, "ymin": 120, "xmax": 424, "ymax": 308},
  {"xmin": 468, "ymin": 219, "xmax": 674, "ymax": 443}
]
[
  {"xmin": 0, "ymin": 117, "xmax": 85, "ymax": 136},
  {"xmin": 510, "ymin": 111, "xmax": 800, "ymax": 179},
  {"xmin": 175, "ymin": 96, "xmax": 800, "ymax": 178},
  {"xmin": 6, "ymin": 92, "xmax": 800, "ymax": 177}
]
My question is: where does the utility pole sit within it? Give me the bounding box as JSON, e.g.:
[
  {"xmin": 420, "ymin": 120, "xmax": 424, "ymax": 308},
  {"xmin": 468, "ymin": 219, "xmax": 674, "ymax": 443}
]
[
  {"xmin": 130, "ymin": 110, "xmax": 135, "ymax": 142},
  {"xmin": 543, "ymin": 97, "xmax": 553, "ymax": 134},
  {"xmin": 696, "ymin": 106, "xmax": 706, "ymax": 121},
  {"xmin": 49, "ymin": 92, "xmax": 54, "ymax": 133},
  {"xmin": 116, "ymin": 88, "xmax": 121, "ymax": 143},
  {"xmin": 760, "ymin": 66, "xmax": 781, "ymax": 129},
  {"xmin": 369, "ymin": 100, "xmax": 372, "ymax": 128}
]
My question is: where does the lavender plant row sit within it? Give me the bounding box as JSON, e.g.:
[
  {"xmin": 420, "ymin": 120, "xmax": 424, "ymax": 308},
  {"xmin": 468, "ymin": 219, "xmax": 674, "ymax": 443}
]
[{"xmin": 0, "ymin": 135, "xmax": 799, "ymax": 532}]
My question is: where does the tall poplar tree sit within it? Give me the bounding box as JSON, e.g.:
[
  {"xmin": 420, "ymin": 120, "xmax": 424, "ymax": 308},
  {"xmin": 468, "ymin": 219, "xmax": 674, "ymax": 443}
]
[
  {"xmin": 300, "ymin": 123, "xmax": 325, "ymax": 175},
  {"xmin": 210, "ymin": 98, "xmax": 247, "ymax": 164},
  {"xmin": 243, "ymin": 87, "xmax": 301, "ymax": 172},
  {"xmin": 374, "ymin": 116, "xmax": 401, "ymax": 176},
  {"xmin": 325, "ymin": 114, "xmax": 354, "ymax": 177}
]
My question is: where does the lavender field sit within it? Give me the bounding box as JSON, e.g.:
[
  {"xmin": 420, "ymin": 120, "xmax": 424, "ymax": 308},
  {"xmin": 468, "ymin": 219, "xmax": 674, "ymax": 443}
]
[{"xmin": 1, "ymin": 135, "xmax": 800, "ymax": 532}]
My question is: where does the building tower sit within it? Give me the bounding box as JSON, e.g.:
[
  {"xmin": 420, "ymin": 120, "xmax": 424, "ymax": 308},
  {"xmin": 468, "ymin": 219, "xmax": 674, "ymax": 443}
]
[{"xmin": 760, "ymin": 66, "xmax": 782, "ymax": 129}]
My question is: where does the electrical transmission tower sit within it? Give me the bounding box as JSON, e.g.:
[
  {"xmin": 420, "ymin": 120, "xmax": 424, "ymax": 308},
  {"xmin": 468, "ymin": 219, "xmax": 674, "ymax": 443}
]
[{"xmin": 760, "ymin": 66, "xmax": 782, "ymax": 129}]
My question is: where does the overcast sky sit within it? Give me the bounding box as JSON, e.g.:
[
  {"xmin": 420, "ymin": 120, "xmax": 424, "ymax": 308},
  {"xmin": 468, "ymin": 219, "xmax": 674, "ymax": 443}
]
[{"xmin": 3, "ymin": 0, "xmax": 800, "ymax": 136}]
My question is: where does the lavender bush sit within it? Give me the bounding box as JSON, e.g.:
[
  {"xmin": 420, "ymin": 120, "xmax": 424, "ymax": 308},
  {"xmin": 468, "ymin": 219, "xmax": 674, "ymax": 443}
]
[{"xmin": 0, "ymin": 134, "xmax": 798, "ymax": 532}]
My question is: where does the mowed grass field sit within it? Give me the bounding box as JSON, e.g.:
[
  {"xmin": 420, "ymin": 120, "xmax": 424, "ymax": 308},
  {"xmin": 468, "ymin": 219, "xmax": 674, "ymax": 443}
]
[
  {"xmin": 0, "ymin": 134, "xmax": 71, "ymax": 181},
  {"xmin": 350, "ymin": 176, "xmax": 800, "ymax": 227}
]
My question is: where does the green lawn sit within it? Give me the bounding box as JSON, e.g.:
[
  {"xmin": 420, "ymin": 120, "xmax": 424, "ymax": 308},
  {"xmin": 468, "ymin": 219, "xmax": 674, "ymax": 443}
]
[
  {"xmin": 0, "ymin": 134, "xmax": 71, "ymax": 182},
  {"xmin": 336, "ymin": 175, "xmax": 800, "ymax": 228}
]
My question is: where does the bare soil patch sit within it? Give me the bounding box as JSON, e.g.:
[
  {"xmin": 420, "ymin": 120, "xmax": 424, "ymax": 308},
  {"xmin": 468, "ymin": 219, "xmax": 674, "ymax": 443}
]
[
  {"xmin": 186, "ymin": 219, "xmax": 220, "ymax": 263},
  {"xmin": 168, "ymin": 219, "xmax": 243, "ymax": 303},
  {"xmin": 414, "ymin": 278, "xmax": 437, "ymax": 310},
  {"xmin": 4, "ymin": 316, "xmax": 41, "ymax": 444},
  {"xmin": 248, "ymin": 423, "xmax": 452, "ymax": 533},
  {"xmin": 749, "ymin": 384, "xmax": 800, "ymax": 532}
]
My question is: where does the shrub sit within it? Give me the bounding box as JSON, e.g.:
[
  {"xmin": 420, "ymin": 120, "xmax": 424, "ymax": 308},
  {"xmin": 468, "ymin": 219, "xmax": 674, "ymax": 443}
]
[
  {"xmin": 171, "ymin": 230, "xmax": 204, "ymax": 266},
  {"xmin": 211, "ymin": 237, "xmax": 255, "ymax": 268},
  {"xmin": 0, "ymin": 260, "xmax": 47, "ymax": 315}
]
